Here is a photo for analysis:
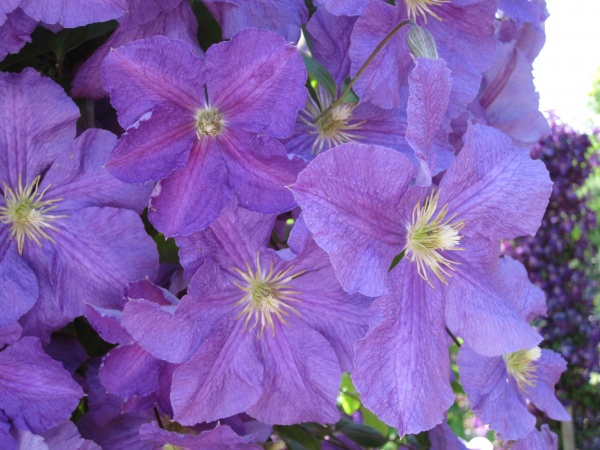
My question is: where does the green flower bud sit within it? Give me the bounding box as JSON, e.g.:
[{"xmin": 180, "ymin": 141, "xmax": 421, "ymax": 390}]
[{"xmin": 407, "ymin": 26, "xmax": 438, "ymax": 59}]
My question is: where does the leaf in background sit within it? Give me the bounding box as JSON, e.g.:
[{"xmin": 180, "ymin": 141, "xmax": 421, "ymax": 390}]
[
  {"xmin": 361, "ymin": 406, "xmax": 390, "ymax": 437},
  {"xmin": 274, "ymin": 425, "xmax": 321, "ymax": 450},
  {"xmin": 337, "ymin": 417, "xmax": 388, "ymax": 447},
  {"xmin": 338, "ymin": 373, "xmax": 361, "ymax": 415},
  {"xmin": 302, "ymin": 53, "xmax": 337, "ymax": 99},
  {"xmin": 340, "ymin": 77, "xmax": 359, "ymax": 103}
]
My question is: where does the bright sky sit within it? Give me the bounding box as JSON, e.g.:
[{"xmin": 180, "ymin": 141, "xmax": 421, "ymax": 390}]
[{"xmin": 533, "ymin": 0, "xmax": 600, "ymax": 130}]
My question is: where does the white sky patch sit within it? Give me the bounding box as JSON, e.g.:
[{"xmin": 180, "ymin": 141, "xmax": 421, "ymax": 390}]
[{"xmin": 533, "ymin": 0, "xmax": 600, "ymax": 130}]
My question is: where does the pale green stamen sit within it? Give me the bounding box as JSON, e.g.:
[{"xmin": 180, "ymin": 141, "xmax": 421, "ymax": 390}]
[
  {"xmin": 405, "ymin": 0, "xmax": 449, "ymax": 23},
  {"xmin": 299, "ymin": 87, "xmax": 365, "ymax": 155},
  {"xmin": 0, "ymin": 175, "xmax": 65, "ymax": 254},
  {"xmin": 232, "ymin": 252, "xmax": 304, "ymax": 338},
  {"xmin": 405, "ymin": 190, "xmax": 464, "ymax": 286},
  {"xmin": 503, "ymin": 347, "xmax": 542, "ymax": 391},
  {"xmin": 195, "ymin": 108, "xmax": 224, "ymax": 138}
]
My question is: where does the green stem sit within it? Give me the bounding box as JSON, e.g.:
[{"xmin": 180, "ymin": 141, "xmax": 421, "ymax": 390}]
[{"xmin": 315, "ymin": 18, "xmax": 415, "ymax": 121}]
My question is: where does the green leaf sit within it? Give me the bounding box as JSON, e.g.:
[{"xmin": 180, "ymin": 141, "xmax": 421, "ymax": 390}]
[
  {"xmin": 338, "ymin": 373, "xmax": 361, "ymax": 414},
  {"xmin": 48, "ymin": 21, "xmax": 117, "ymax": 58},
  {"xmin": 389, "ymin": 250, "xmax": 405, "ymax": 272},
  {"xmin": 361, "ymin": 406, "xmax": 390, "ymax": 436},
  {"xmin": 337, "ymin": 417, "xmax": 388, "ymax": 447},
  {"xmin": 340, "ymin": 77, "xmax": 359, "ymax": 103},
  {"xmin": 301, "ymin": 53, "xmax": 337, "ymax": 99},
  {"xmin": 274, "ymin": 425, "xmax": 321, "ymax": 450}
]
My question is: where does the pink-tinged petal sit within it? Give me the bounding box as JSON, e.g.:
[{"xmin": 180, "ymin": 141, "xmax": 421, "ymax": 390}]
[
  {"xmin": 524, "ymin": 350, "xmax": 570, "ymax": 422},
  {"xmin": 441, "ymin": 124, "xmax": 552, "ymax": 241},
  {"xmin": 406, "ymin": 58, "xmax": 452, "ymax": 186},
  {"xmin": 140, "ymin": 422, "xmax": 262, "ymax": 449},
  {"xmin": 0, "ymin": 68, "xmax": 78, "ymax": 186},
  {"xmin": 42, "ymin": 129, "xmax": 152, "ymax": 213},
  {"xmin": 220, "ymin": 128, "xmax": 304, "ymax": 214},
  {"xmin": 204, "ymin": 0, "xmax": 307, "ymax": 43},
  {"xmin": 176, "ymin": 198, "xmax": 275, "ymax": 277},
  {"xmin": 291, "ymin": 143, "xmax": 416, "ymax": 296},
  {"xmin": 0, "ymin": 337, "xmax": 83, "ymax": 434},
  {"xmin": 445, "ymin": 243, "xmax": 542, "ymax": 357},
  {"xmin": 512, "ymin": 425, "xmax": 558, "ymax": 450},
  {"xmin": 20, "ymin": 0, "xmax": 126, "ymax": 27},
  {"xmin": 247, "ymin": 317, "xmax": 341, "ymax": 424},
  {"xmin": 457, "ymin": 346, "xmax": 535, "ymax": 440},
  {"xmin": 314, "ymin": 0, "xmax": 369, "ymax": 16},
  {"xmin": 0, "ymin": 248, "xmax": 38, "ymax": 327},
  {"xmin": 148, "ymin": 138, "xmax": 231, "ymax": 237},
  {"xmin": 103, "ymin": 36, "xmax": 204, "ymax": 128},
  {"xmin": 50, "ymin": 207, "xmax": 158, "ymax": 317},
  {"xmin": 99, "ymin": 344, "xmax": 164, "ymax": 398},
  {"xmin": 306, "ymin": 9, "xmax": 356, "ymax": 85},
  {"xmin": 495, "ymin": 256, "xmax": 546, "ymax": 322},
  {"xmin": 106, "ymin": 106, "xmax": 196, "ymax": 183},
  {"xmin": 206, "ymin": 28, "xmax": 307, "ymax": 139},
  {"xmin": 171, "ymin": 314, "xmax": 263, "ymax": 425},
  {"xmin": 354, "ymin": 262, "xmax": 454, "ymax": 436},
  {"xmin": 72, "ymin": 0, "xmax": 199, "ymax": 99},
  {"xmin": 0, "ymin": 9, "xmax": 37, "ymax": 61}
]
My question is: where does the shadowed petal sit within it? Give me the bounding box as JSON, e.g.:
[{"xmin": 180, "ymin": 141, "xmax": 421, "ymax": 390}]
[
  {"xmin": 524, "ymin": 350, "xmax": 570, "ymax": 422},
  {"xmin": 20, "ymin": 0, "xmax": 126, "ymax": 27},
  {"xmin": 0, "ymin": 9, "xmax": 37, "ymax": 61},
  {"xmin": 0, "ymin": 247, "xmax": 38, "ymax": 327}
]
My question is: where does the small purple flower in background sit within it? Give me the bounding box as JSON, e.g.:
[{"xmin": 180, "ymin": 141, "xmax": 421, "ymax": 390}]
[
  {"xmin": 0, "ymin": 68, "xmax": 158, "ymax": 339},
  {"xmin": 103, "ymin": 29, "xmax": 306, "ymax": 236},
  {"xmin": 121, "ymin": 200, "xmax": 370, "ymax": 425}
]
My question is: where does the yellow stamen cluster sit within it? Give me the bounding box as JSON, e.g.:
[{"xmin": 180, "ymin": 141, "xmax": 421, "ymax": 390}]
[
  {"xmin": 405, "ymin": 190, "xmax": 464, "ymax": 286},
  {"xmin": 405, "ymin": 0, "xmax": 449, "ymax": 22},
  {"xmin": 195, "ymin": 108, "xmax": 224, "ymax": 138},
  {"xmin": 232, "ymin": 252, "xmax": 305, "ymax": 338},
  {"xmin": 300, "ymin": 87, "xmax": 365, "ymax": 155},
  {"xmin": 503, "ymin": 347, "xmax": 542, "ymax": 392},
  {"xmin": 0, "ymin": 175, "xmax": 65, "ymax": 254}
]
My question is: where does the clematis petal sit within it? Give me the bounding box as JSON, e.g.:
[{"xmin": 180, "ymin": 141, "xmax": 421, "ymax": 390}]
[
  {"xmin": 512, "ymin": 425, "xmax": 558, "ymax": 450},
  {"xmin": 206, "ymin": 28, "xmax": 306, "ymax": 139},
  {"xmin": 314, "ymin": 0, "xmax": 369, "ymax": 16},
  {"xmin": 524, "ymin": 350, "xmax": 570, "ymax": 421},
  {"xmin": 20, "ymin": 0, "xmax": 126, "ymax": 27},
  {"xmin": 353, "ymin": 262, "xmax": 454, "ymax": 436},
  {"xmin": 0, "ymin": 9, "xmax": 37, "ymax": 61},
  {"xmin": 291, "ymin": 143, "xmax": 416, "ymax": 296},
  {"xmin": 0, "ymin": 243, "xmax": 38, "ymax": 327},
  {"xmin": 103, "ymin": 36, "xmax": 204, "ymax": 129}
]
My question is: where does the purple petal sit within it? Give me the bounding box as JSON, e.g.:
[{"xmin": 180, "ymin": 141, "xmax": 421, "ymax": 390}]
[
  {"xmin": 206, "ymin": 28, "xmax": 307, "ymax": 139},
  {"xmin": 99, "ymin": 344, "xmax": 164, "ymax": 398},
  {"xmin": 247, "ymin": 316, "xmax": 341, "ymax": 424},
  {"xmin": 0, "ymin": 0, "xmax": 20, "ymax": 24},
  {"xmin": 0, "ymin": 68, "xmax": 78, "ymax": 186},
  {"xmin": 203, "ymin": 0, "xmax": 307, "ymax": 42},
  {"xmin": 428, "ymin": 423, "xmax": 468, "ymax": 450},
  {"xmin": 44, "ymin": 334, "xmax": 87, "ymax": 374},
  {"xmin": 291, "ymin": 143, "xmax": 416, "ymax": 296},
  {"xmin": 0, "ymin": 9, "xmax": 37, "ymax": 61},
  {"xmin": 20, "ymin": 0, "xmax": 126, "ymax": 28},
  {"xmin": 524, "ymin": 350, "xmax": 570, "ymax": 421},
  {"xmin": 0, "ymin": 248, "xmax": 38, "ymax": 327},
  {"xmin": 512, "ymin": 425, "xmax": 558, "ymax": 450},
  {"xmin": 72, "ymin": 0, "xmax": 199, "ymax": 99},
  {"xmin": 0, "ymin": 337, "xmax": 83, "ymax": 434},
  {"xmin": 171, "ymin": 314, "xmax": 263, "ymax": 425},
  {"xmin": 406, "ymin": 58, "xmax": 452, "ymax": 186},
  {"xmin": 103, "ymin": 35, "xmax": 204, "ymax": 129},
  {"xmin": 51, "ymin": 207, "xmax": 158, "ymax": 316},
  {"xmin": 441, "ymin": 124, "xmax": 552, "ymax": 240},
  {"xmin": 40, "ymin": 421, "xmax": 101, "ymax": 450},
  {"xmin": 148, "ymin": 138, "xmax": 232, "ymax": 237},
  {"xmin": 106, "ymin": 106, "xmax": 196, "ymax": 183},
  {"xmin": 220, "ymin": 128, "xmax": 304, "ymax": 214},
  {"xmin": 42, "ymin": 128, "xmax": 152, "ymax": 212},
  {"xmin": 314, "ymin": 0, "xmax": 369, "ymax": 16},
  {"xmin": 353, "ymin": 263, "xmax": 454, "ymax": 436},
  {"xmin": 0, "ymin": 322, "xmax": 21, "ymax": 347},
  {"xmin": 457, "ymin": 345, "xmax": 534, "ymax": 440},
  {"xmin": 85, "ymin": 304, "xmax": 131, "ymax": 345},
  {"xmin": 140, "ymin": 422, "xmax": 262, "ymax": 449}
]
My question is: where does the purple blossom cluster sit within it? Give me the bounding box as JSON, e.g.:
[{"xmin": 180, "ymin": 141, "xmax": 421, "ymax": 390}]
[
  {"xmin": 0, "ymin": 0, "xmax": 573, "ymax": 448},
  {"xmin": 503, "ymin": 116, "xmax": 600, "ymax": 449}
]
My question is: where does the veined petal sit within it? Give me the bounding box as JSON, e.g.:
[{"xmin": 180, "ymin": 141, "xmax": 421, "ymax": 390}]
[
  {"xmin": 206, "ymin": 28, "xmax": 306, "ymax": 139},
  {"xmin": 103, "ymin": 36, "xmax": 205, "ymax": 129},
  {"xmin": 524, "ymin": 350, "xmax": 570, "ymax": 422},
  {"xmin": 353, "ymin": 262, "xmax": 454, "ymax": 436},
  {"xmin": 0, "ymin": 246, "xmax": 38, "ymax": 327},
  {"xmin": 20, "ymin": 0, "xmax": 126, "ymax": 27},
  {"xmin": 0, "ymin": 9, "xmax": 37, "ymax": 61}
]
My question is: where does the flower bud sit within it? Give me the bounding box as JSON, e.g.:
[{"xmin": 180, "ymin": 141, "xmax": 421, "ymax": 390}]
[{"xmin": 407, "ymin": 26, "xmax": 438, "ymax": 59}]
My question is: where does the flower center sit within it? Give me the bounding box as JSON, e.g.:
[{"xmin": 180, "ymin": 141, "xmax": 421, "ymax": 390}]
[
  {"xmin": 502, "ymin": 347, "xmax": 541, "ymax": 392},
  {"xmin": 299, "ymin": 87, "xmax": 364, "ymax": 155},
  {"xmin": 0, "ymin": 175, "xmax": 65, "ymax": 254},
  {"xmin": 195, "ymin": 108, "xmax": 224, "ymax": 138},
  {"xmin": 405, "ymin": 0, "xmax": 449, "ymax": 22},
  {"xmin": 405, "ymin": 190, "xmax": 464, "ymax": 286},
  {"xmin": 232, "ymin": 252, "xmax": 304, "ymax": 338}
]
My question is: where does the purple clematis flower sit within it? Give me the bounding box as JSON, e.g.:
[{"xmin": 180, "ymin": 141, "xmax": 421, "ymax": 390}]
[
  {"xmin": 290, "ymin": 124, "xmax": 551, "ymax": 434},
  {"xmin": 348, "ymin": 0, "xmax": 496, "ymax": 112},
  {"xmin": 511, "ymin": 424, "xmax": 558, "ymax": 450},
  {"xmin": 0, "ymin": 337, "xmax": 83, "ymax": 435},
  {"xmin": 72, "ymin": 0, "xmax": 200, "ymax": 99},
  {"xmin": 121, "ymin": 199, "xmax": 371, "ymax": 425},
  {"xmin": 0, "ymin": 69, "xmax": 158, "ymax": 339},
  {"xmin": 203, "ymin": 0, "xmax": 308, "ymax": 43},
  {"xmin": 103, "ymin": 29, "xmax": 307, "ymax": 236},
  {"xmin": 457, "ymin": 256, "xmax": 570, "ymax": 440}
]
